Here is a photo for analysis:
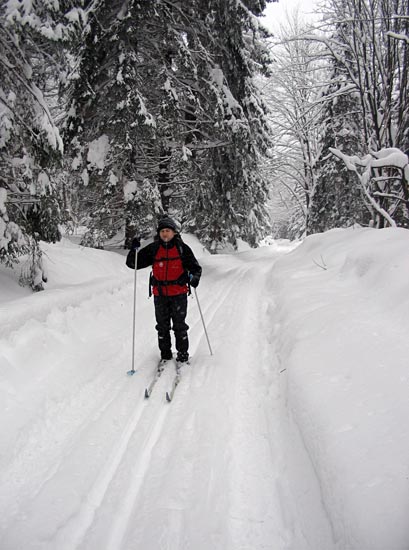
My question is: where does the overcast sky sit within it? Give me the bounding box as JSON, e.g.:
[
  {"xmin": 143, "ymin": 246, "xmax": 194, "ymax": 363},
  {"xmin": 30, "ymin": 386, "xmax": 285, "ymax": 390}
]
[{"xmin": 261, "ymin": 0, "xmax": 317, "ymax": 31}]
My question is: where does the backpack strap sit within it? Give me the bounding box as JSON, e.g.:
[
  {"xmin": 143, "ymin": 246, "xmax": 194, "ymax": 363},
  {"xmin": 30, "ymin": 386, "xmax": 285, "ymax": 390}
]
[{"xmin": 175, "ymin": 238, "xmax": 192, "ymax": 294}]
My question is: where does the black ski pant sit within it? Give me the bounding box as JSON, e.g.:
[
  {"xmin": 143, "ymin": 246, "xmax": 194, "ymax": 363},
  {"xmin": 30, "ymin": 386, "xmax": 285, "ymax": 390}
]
[{"xmin": 154, "ymin": 294, "xmax": 189, "ymax": 360}]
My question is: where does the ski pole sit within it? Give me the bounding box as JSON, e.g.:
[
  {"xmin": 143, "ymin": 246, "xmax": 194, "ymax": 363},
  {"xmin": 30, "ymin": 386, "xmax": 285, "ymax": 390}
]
[
  {"xmin": 194, "ymin": 287, "xmax": 213, "ymax": 356},
  {"xmin": 127, "ymin": 246, "xmax": 139, "ymax": 375}
]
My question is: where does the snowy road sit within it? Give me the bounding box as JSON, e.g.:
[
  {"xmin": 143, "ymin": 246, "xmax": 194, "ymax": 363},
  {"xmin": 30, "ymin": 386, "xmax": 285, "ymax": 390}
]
[{"xmin": 0, "ymin": 243, "xmax": 305, "ymax": 550}]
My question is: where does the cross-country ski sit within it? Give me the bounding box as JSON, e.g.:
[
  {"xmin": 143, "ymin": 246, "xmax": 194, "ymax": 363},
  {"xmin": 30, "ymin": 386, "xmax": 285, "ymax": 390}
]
[
  {"xmin": 144, "ymin": 359, "xmax": 169, "ymax": 399},
  {"xmin": 165, "ymin": 361, "xmax": 189, "ymax": 402}
]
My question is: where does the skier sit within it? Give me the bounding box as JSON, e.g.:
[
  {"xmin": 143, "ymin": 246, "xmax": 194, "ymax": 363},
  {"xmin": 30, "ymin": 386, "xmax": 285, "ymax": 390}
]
[{"xmin": 126, "ymin": 217, "xmax": 202, "ymax": 366}]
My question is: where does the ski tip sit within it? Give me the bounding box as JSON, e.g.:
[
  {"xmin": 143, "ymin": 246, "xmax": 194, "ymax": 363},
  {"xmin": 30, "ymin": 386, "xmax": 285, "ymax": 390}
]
[
  {"xmin": 166, "ymin": 392, "xmax": 172, "ymax": 403},
  {"xmin": 127, "ymin": 369, "xmax": 136, "ymax": 376},
  {"xmin": 145, "ymin": 389, "xmax": 150, "ymax": 399}
]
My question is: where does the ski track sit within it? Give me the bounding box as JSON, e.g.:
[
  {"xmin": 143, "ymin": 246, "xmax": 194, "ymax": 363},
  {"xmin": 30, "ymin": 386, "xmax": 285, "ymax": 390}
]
[
  {"xmin": 52, "ymin": 394, "xmax": 166, "ymax": 550},
  {"xmin": 73, "ymin": 270, "xmax": 250, "ymax": 550},
  {"xmin": 0, "ymin": 250, "xmax": 308, "ymax": 550}
]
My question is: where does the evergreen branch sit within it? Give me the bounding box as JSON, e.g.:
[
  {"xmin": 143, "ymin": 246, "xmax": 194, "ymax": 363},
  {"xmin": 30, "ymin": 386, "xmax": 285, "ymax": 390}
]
[{"xmin": 0, "ymin": 93, "xmax": 41, "ymax": 144}]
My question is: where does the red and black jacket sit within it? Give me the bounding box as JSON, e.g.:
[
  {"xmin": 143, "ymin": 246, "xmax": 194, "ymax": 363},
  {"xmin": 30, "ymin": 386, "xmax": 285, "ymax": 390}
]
[{"xmin": 126, "ymin": 236, "xmax": 202, "ymax": 297}]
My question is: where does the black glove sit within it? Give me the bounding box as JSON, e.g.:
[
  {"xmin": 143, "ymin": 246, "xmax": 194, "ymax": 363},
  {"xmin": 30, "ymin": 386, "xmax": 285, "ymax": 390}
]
[
  {"xmin": 189, "ymin": 274, "xmax": 200, "ymax": 288},
  {"xmin": 131, "ymin": 237, "xmax": 141, "ymax": 250}
]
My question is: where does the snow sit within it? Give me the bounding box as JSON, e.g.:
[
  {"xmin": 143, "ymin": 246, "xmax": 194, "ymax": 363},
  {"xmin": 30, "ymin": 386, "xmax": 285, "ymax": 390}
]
[
  {"xmin": 31, "ymin": 84, "xmax": 64, "ymax": 153},
  {"xmin": 330, "ymin": 147, "xmax": 408, "ymax": 172},
  {"xmin": 0, "ymin": 188, "xmax": 7, "ymax": 214},
  {"xmin": 64, "ymin": 8, "xmax": 86, "ymax": 25},
  {"xmin": 1, "ymin": 227, "xmax": 409, "ymax": 549},
  {"xmin": 272, "ymin": 227, "xmax": 409, "ymax": 549},
  {"xmin": 87, "ymin": 135, "xmax": 110, "ymax": 170},
  {"xmin": 37, "ymin": 171, "xmax": 51, "ymax": 192},
  {"xmin": 387, "ymin": 31, "xmax": 409, "ymax": 45},
  {"xmin": 81, "ymin": 168, "xmax": 89, "ymax": 186},
  {"xmin": 209, "ymin": 67, "xmax": 241, "ymax": 114},
  {"xmin": 371, "ymin": 148, "xmax": 408, "ymax": 170}
]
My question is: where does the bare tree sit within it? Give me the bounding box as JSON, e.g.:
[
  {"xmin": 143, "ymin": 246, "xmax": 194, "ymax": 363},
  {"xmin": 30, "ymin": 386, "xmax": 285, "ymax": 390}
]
[
  {"xmin": 318, "ymin": 0, "xmax": 409, "ymax": 227},
  {"xmin": 263, "ymin": 0, "xmax": 409, "ymax": 233},
  {"xmin": 261, "ymin": 11, "xmax": 329, "ymax": 237}
]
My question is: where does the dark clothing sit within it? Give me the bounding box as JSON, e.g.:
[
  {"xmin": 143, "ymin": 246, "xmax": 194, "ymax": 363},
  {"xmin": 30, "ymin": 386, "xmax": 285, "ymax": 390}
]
[
  {"xmin": 154, "ymin": 294, "xmax": 189, "ymax": 360},
  {"xmin": 126, "ymin": 235, "xmax": 202, "ymax": 360}
]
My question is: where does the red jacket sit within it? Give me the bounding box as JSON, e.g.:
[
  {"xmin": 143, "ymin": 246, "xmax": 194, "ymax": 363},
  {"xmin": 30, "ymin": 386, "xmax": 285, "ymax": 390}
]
[
  {"xmin": 152, "ymin": 243, "xmax": 188, "ymax": 296},
  {"xmin": 126, "ymin": 236, "xmax": 202, "ymax": 296}
]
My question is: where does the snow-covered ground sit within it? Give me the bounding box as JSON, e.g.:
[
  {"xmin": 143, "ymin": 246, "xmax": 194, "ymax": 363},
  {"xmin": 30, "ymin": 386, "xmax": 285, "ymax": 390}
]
[{"xmin": 1, "ymin": 227, "xmax": 409, "ymax": 550}]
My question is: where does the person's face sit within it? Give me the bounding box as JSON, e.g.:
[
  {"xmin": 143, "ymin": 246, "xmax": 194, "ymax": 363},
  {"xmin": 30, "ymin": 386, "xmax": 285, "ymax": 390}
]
[{"xmin": 159, "ymin": 228, "xmax": 175, "ymax": 242}]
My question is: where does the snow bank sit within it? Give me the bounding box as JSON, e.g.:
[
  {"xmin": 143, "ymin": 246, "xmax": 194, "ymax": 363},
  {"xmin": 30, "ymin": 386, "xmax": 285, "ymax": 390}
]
[
  {"xmin": 40, "ymin": 238, "xmax": 129, "ymax": 287},
  {"xmin": 0, "ymin": 238, "xmax": 130, "ymax": 340},
  {"xmin": 0, "ymin": 238, "xmax": 128, "ymax": 303},
  {"xmin": 179, "ymin": 233, "xmax": 210, "ymax": 260},
  {"xmin": 272, "ymin": 226, "xmax": 409, "ymax": 549}
]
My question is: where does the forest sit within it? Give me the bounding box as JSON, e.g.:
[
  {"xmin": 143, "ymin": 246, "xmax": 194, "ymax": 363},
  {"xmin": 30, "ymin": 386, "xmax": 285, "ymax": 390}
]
[{"xmin": 1, "ymin": 0, "xmax": 408, "ymax": 290}]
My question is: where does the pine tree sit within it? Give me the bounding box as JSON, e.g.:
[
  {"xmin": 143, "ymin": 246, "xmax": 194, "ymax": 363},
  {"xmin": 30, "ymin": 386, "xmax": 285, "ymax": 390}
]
[
  {"xmin": 187, "ymin": 0, "xmax": 272, "ymax": 251},
  {"xmin": 64, "ymin": 0, "xmax": 273, "ymax": 250},
  {"xmin": 308, "ymin": 67, "xmax": 371, "ymax": 232},
  {"xmin": 63, "ymin": 0, "xmax": 207, "ymax": 245},
  {"xmin": 0, "ymin": 1, "xmax": 80, "ymax": 288}
]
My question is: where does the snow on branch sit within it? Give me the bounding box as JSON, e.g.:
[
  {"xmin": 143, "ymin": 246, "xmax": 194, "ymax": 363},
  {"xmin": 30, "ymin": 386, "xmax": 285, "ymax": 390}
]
[
  {"xmin": 330, "ymin": 147, "xmax": 408, "ymax": 174},
  {"xmin": 387, "ymin": 31, "xmax": 409, "ymax": 44},
  {"xmin": 370, "ymin": 148, "xmax": 409, "ymax": 171},
  {"xmin": 330, "ymin": 147, "xmax": 409, "ymax": 228},
  {"xmin": 236, "ymin": 0, "xmax": 260, "ymax": 31}
]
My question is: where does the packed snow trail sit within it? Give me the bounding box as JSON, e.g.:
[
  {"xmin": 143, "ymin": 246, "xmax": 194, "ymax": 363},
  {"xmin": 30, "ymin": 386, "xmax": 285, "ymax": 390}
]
[{"xmin": 0, "ymin": 243, "xmax": 332, "ymax": 550}]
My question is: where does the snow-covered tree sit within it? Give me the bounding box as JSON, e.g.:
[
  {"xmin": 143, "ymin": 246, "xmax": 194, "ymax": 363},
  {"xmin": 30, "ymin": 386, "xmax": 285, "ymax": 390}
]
[
  {"xmin": 330, "ymin": 147, "xmax": 409, "ymax": 228},
  {"xmin": 262, "ymin": 12, "xmax": 326, "ymax": 237},
  {"xmin": 264, "ymin": 0, "xmax": 409, "ymax": 234},
  {"xmin": 187, "ymin": 0, "xmax": 273, "ymax": 251},
  {"xmin": 317, "ymin": 0, "xmax": 409, "ymax": 227},
  {"xmin": 0, "ymin": 0, "xmax": 81, "ymax": 288},
  {"xmin": 307, "ymin": 57, "xmax": 371, "ymax": 232},
  {"xmin": 64, "ymin": 0, "xmax": 274, "ymax": 250}
]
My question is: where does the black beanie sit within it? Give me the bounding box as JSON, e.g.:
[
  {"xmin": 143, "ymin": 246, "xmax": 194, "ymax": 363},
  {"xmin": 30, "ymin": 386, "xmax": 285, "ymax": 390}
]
[{"xmin": 157, "ymin": 216, "xmax": 177, "ymax": 232}]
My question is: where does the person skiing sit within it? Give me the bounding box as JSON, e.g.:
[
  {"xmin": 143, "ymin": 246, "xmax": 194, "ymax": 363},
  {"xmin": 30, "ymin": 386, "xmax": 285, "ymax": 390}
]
[{"xmin": 126, "ymin": 216, "xmax": 202, "ymax": 366}]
